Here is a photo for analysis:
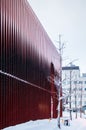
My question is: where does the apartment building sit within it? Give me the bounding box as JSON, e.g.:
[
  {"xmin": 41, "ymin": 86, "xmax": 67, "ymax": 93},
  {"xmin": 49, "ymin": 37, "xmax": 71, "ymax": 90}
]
[{"xmin": 62, "ymin": 65, "xmax": 86, "ymax": 110}]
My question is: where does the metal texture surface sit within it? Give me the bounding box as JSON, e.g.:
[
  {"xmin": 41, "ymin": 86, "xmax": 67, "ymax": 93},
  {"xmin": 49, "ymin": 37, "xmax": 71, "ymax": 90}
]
[{"xmin": 0, "ymin": 0, "xmax": 61, "ymax": 129}]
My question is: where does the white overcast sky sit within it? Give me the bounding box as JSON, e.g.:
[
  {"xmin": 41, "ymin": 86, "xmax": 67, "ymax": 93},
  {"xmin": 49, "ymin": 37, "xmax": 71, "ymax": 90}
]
[{"xmin": 28, "ymin": 0, "xmax": 86, "ymax": 74}]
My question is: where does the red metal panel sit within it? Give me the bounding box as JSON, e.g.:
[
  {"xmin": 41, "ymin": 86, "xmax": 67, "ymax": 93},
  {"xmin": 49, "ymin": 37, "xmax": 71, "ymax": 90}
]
[{"xmin": 0, "ymin": 0, "xmax": 61, "ymax": 129}]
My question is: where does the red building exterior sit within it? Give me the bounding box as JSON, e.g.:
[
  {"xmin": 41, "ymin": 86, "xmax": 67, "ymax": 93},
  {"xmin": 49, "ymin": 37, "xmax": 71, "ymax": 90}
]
[{"xmin": 0, "ymin": 0, "xmax": 61, "ymax": 129}]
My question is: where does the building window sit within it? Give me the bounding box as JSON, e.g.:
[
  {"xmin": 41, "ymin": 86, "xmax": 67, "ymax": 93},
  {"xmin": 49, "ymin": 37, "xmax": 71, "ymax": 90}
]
[
  {"xmin": 84, "ymin": 94, "xmax": 86, "ymax": 97},
  {"xmin": 84, "ymin": 81, "xmax": 86, "ymax": 84},
  {"xmin": 78, "ymin": 94, "xmax": 81, "ymax": 98},
  {"xmin": 79, "ymin": 88, "xmax": 82, "ymax": 91},
  {"xmin": 85, "ymin": 88, "xmax": 86, "ymax": 91},
  {"xmin": 78, "ymin": 101, "xmax": 81, "ymax": 104},
  {"xmin": 74, "ymin": 81, "xmax": 77, "ymax": 84},
  {"xmin": 79, "ymin": 81, "xmax": 83, "ymax": 84}
]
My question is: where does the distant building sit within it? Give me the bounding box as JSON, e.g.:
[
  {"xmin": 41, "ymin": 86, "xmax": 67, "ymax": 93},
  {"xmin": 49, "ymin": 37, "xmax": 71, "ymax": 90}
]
[
  {"xmin": 79, "ymin": 73, "xmax": 86, "ymax": 106},
  {"xmin": 62, "ymin": 65, "xmax": 86, "ymax": 110}
]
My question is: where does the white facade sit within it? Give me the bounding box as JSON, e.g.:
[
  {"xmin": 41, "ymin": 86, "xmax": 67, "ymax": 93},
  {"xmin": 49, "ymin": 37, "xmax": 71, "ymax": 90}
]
[
  {"xmin": 62, "ymin": 65, "xmax": 86, "ymax": 110},
  {"xmin": 78, "ymin": 74, "xmax": 86, "ymax": 106}
]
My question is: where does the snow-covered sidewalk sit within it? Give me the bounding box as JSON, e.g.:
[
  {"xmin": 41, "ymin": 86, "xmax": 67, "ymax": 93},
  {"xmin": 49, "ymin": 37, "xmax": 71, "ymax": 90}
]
[{"xmin": 3, "ymin": 112, "xmax": 86, "ymax": 130}]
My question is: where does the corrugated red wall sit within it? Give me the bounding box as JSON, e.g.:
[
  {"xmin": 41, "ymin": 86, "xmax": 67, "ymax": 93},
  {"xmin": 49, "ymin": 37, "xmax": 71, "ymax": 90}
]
[{"xmin": 0, "ymin": 0, "xmax": 61, "ymax": 129}]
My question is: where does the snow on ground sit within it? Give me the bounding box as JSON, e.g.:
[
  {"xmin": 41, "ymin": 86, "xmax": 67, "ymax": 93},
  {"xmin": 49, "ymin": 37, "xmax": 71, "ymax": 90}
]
[{"xmin": 3, "ymin": 112, "xmax": 86, "ymax": 130}]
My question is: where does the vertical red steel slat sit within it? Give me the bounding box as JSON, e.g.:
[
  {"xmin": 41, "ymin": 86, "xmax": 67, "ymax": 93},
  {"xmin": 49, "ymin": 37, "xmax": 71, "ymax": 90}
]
[{"xmin": 0, "ymin": 0, "xmax": 61, "ymax": 129}]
